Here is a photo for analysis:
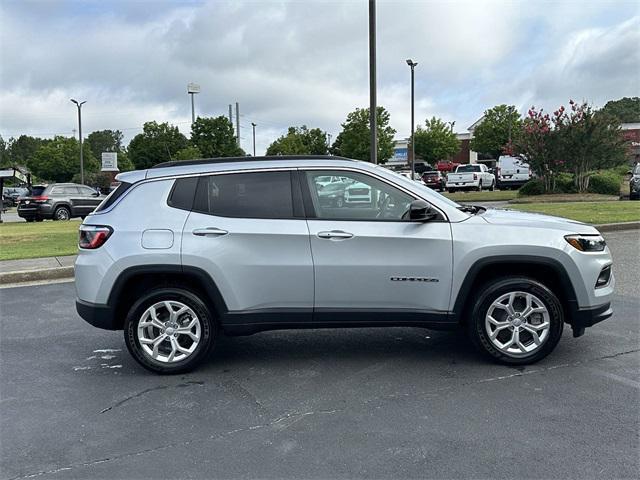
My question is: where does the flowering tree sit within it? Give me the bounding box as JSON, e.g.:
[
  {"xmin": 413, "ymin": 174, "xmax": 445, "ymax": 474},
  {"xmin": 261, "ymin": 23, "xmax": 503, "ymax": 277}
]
[
  {"xmin": 513, "ymin": 107, "xmax": 561, "ymax": 192},
  {"xmin": 554, "ymin": 101, "xmax": 626, "ymax": 192}
]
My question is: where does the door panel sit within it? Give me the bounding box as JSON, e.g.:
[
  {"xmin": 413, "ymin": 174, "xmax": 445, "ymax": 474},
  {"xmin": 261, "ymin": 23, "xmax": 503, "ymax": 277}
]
[
  {"xmin": 307, "ymin": 220, "xmax": 453, "ymax": 311},
  {"xmin": 302, "ymin": 169, "xmax": 453, "ymax": 313}
]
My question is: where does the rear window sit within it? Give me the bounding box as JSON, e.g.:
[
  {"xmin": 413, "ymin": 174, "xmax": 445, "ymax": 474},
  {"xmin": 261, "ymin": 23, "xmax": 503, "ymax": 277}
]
[
  {"xmin": 168, "ymin": 177, "xmax": 198, "ymax": 211},
  {"xmin": 95, "ymin": 182, "xmax": 132, "ymax": 212},
  {"xmin": 31, "ymin": 186, "xmax": 46, "ymax": 196},
  {"xmin": 193, "ymin": 171, "xmax": 294, "ymax": 219},
  {"xmin": 456, "ymin": 165, "xmax": 481, "ymax": 173}
]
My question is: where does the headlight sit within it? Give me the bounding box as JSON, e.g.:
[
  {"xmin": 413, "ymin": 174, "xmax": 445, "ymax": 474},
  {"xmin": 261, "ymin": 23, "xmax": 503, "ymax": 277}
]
[{"xmin": 564, "ymin": 234, "xmax": 606, "ymax": 252}]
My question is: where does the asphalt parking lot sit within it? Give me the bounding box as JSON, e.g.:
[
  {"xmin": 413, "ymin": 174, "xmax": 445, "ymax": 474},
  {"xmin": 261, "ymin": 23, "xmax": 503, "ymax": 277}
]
[{"xmin": 1, "ymin": 230, "xmax": 638, "ymax": 480}]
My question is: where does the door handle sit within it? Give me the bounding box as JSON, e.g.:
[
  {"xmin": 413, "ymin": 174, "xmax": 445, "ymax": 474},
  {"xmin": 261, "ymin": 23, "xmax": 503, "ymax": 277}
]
[
  {"xmin": 317, "ymin": 230, "xmax": 354, "ymax": 239},
  {"xmin": 192, "ymin": 227, "xmax": 228, "ymax": 237}
]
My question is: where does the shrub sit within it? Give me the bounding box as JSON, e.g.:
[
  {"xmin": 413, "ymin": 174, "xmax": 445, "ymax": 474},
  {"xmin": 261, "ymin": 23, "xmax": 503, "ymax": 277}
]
[
  {"xmin": 554, "ymin": 173, "xmax": 577, "ymax": 194},
  {"xmin": 519, "ymin": 178, "xmax": 545, "ymax": 196},
  {"xmin": 587, "ymin": 172, "xmax": 622, "ymax": 195}
]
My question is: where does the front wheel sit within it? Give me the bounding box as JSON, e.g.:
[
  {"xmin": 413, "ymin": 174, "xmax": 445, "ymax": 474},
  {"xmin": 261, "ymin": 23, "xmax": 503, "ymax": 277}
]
[
  {"xmin": 467, "ymin": 277, "xmax": 564, "ymax": 365},
  {"xmin": 124, "ymin": 288, "xmax": 216, "ymax": 374}
]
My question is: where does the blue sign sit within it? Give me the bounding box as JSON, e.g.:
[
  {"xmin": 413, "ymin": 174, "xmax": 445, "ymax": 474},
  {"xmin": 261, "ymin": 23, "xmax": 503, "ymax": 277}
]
[{"xmin": 394, "ymin": 148, "xmax": 408, "ymax": 161}]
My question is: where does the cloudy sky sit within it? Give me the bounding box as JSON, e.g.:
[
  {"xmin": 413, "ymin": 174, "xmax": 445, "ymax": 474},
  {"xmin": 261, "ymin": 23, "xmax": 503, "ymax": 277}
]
[{"xmin": 1, "ymin": 0, "xmax": 638, "ymax": 155}]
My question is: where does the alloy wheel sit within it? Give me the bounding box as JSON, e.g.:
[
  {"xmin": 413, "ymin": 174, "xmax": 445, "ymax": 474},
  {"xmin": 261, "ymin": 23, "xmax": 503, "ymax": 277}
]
[
  {"xmin": 137, "ymin": 300, "xmax": 202, "ymax": 363},
  {"xmin": 485, "ymin": 291, "xmax": 550, "ymax": 357}
]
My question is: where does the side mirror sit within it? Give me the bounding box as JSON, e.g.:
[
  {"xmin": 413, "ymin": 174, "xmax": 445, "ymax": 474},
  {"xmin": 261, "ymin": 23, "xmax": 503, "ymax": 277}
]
[
  {"xmin": 92, "ymin": 191, "xmax": 100, "ymax": 197},
  {"xmin": 409, "ymin": 199, "xmax": 438, "ymax": 222}
]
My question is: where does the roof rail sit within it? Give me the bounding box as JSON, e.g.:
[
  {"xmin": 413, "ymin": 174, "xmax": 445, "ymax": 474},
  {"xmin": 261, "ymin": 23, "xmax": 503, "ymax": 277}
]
[{"xmin": 151, "ymin": 155, "xmax": 354, "ymax": 169}]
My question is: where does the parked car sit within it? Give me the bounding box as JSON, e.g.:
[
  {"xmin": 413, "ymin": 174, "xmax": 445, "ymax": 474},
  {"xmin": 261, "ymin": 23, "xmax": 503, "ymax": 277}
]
[
  {"xmin": 446, "ymin": 164, "xmax": 495, "ymax": 192},
  {"xmin": 317, "ymin": 181, "xmax": 348, "ymax": 207},
  {"xmin": 629, "ymin": 163, "xmax": 640, "ymax": 200},
  {"xmin": 17, "ymin": 183, "xmax": 105, "ymax": 222},
  {"xmin": 496, "ymin": 155, "xmax": 531, "ymax": 190},
  {"xmin": 422, "ymin": 170, "xmax": 446, "ymax": 191},
  {"xmin": 75, "ymin": 155, "xmax": 614, "ymax": 374},
  {"xmin": 2, "ymin": 187, "xmax": 29, "ymax": 207},
  {"xmin": 344, "ymin": 181, "xmax": 372, "ymax": 204}
]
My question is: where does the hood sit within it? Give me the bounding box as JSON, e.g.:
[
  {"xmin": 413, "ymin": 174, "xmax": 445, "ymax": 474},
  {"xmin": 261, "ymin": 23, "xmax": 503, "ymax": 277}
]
[{"xmin": 480, "ymin": 208, "xmax": 597, "ymax": 233}]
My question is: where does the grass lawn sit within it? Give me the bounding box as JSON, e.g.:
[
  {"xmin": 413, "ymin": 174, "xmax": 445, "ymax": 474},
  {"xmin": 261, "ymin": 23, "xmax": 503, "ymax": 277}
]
[
  {"xmin": 510, "ymin": 193, "xmax": 619, "ymax": 204},
  {"xmin": 508, "ymin": 201, "xmax": 640, "ymax": 225},
  {"xmin": 0, "ymin": 221, "xmax": 80, "ymax": 261},
  {"xmin": 443, "ymin": 190, "xmax": 519, "ymax": 202}
]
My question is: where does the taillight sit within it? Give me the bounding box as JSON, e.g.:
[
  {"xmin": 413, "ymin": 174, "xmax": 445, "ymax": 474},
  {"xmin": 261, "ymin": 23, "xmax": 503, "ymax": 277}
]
[
  {"xmin": 32, "ymin": 196, "xmax": 49, "ymax": 203},
  {"xmin": 79, "ymin": 225, "xmax": 113, "ymax": 249},
  {"xmin": 473, "ymin": 174, "xmax": 478, "ymax": 180}
]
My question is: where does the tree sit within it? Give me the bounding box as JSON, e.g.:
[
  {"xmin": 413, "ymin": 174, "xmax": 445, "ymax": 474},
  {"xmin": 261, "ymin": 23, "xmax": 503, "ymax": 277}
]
[
  {"xmin": 412, "ymin": 117, "xmax": 460, "ymax": 165},
  {"xmin": 5, "ymin": 135, "xmax": 48, "ymax": 167},
  {"xmin": 513, "ymin": 107, "xmax": 561, "ymax": 192},
  {"xmin": 190, "ymin": 116, "xmax": 244, "ymax": 158},
  {"xmin": 175, "ymin": 145, "xmax": 203, "ymax": 161},
  {"xmin": 600, "ymin": 97, "xmax": 640, "ymax": 123},
  {"xmin": 470, "ymin": 105, "xmax": 522, "ymax": 160},
  {"xmin": 266, "ymin": 126, "xmax": 328, "ymax": 155},
  {"xmin": 556, "ymin": 100, "xmax": 627, "ymax": 192},
  {"xmin": 86, "ymin": 130, "xmax": 124, "ymax": 159},
  {"xmin": 128, "ymin": 121, "xmax": 189, "ymax": 169},
  {"xmin": 331, "ymin": 107, "xmax": 396, "ymax": 163},
  {"xmin": 28, "ymin": 136, "xmax": 98, "ymax": 183}
]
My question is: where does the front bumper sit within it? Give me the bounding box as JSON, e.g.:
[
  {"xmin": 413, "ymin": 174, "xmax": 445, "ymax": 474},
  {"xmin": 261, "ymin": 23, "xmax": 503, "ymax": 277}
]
[
  {"xmin": 569, "ymin": 302, "xmax": 612, "ymax": 337},
  {"xmin": 76, "ymin": 299, "xmax": 119, "ymax": 330}
]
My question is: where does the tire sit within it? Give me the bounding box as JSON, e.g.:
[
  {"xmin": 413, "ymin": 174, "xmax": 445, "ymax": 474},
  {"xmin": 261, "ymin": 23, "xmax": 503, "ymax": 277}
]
[
  {"xmin": 448, "ymin": 188, "xmax": 456, "ymax": 194},
  {"xmin": 26, "ymin": 218, "xmax": 35, "ymax": 223},
  {"xmin": 489, "ymin": 180, "xmax": 495, "ymax": 191},
  {"xmin": 124, "ymin": 288, "xmax": 216, "ymax": 374},
  {"xmin": 467, "ymin": 277, "xmax": 564, "ymax": 365},
  {"xmin": 477, "ymin": 182, "xmax": 483, "ymax": 192},
  {"xmin": 53, "ymin": 206, "xmax": 71, "ymax": 221}
]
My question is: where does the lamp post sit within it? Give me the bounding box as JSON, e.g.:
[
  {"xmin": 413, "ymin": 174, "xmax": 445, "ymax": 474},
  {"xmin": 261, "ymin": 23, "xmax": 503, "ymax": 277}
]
[
  {"xmin": 406, "ymin": 59, "xmax": 418, "ymax": 179},
  {"xmin": 70, "ymin": 99, "xmax": 86, "ymax": 184},
  {"xmin": 251, "ymin": 122, "xmax": 257, "ymax": 157},
  {"xmin": 369, "ymin": 0, "xmax": 377, "ymax": 164}
]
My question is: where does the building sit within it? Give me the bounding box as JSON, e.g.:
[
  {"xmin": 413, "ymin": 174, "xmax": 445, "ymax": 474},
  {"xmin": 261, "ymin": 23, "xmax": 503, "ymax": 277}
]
[{"xmin": 621, "ymin": 123, "xmax": 640, "ymax": 165}]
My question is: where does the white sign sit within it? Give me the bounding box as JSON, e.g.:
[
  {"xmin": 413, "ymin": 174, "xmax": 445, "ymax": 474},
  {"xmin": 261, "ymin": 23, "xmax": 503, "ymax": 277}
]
[
  {"xmin": 187, "ymin": 83, "xmax": 200, "ymax": 94},
  {"xmin": 101, "ymin": 152, "xmax": 118, "ymax": 171}
]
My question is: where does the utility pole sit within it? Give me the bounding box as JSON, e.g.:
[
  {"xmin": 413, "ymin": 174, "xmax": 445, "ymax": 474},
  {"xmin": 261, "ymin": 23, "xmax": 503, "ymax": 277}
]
[
  {"xmin": 327, "ymin": 133, "xmax": 332, "ymax": 154},
  {"xmin": 368, "ymin": 0, "xmax": 377, "ymax": 164},
  {"xmin": 406, "ymin": 59, "xmax": 418, "ymax": 179},
  {"xmin": 70, "ymin": 99, "xmax": 86, "ymax": 184},
  {"xmin": 187, "ymin": 83, "xmax": 200, "ymax": 125},
  {"xmin": 235, "ymin": 102, "xmax": 240, "ymax": 148},
  {"xmin": 228, "ymin": 104, "xmax": 233, "ymax": 124},
  {"xmin": 251, "ymin": 122, "xmax": 256, "ymax": 156}
]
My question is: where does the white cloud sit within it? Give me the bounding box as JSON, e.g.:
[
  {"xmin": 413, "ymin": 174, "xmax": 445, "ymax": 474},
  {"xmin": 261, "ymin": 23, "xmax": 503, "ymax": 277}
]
[{"xmin": 0, "ymin": 0, "xmax": 638, "ymax": 156}]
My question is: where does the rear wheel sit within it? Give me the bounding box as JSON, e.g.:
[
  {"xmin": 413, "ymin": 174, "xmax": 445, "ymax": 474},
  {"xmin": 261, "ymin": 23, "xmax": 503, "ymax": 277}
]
[
  {"xmin": 54, "ymin": 206, "xmax": 70, "ymax": 221},
  {"xmin": 467, "ymin": 277, "xmax": 564, "ymax": 365},
  {"xmin": 124, "ymin": 288, "xmax": 216, "ymax": 374}
]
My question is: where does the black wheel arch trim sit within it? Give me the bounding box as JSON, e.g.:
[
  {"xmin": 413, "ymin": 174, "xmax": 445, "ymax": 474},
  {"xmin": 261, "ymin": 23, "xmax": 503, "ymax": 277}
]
[{"xmin": 451, "ymin": 255, "xmax": 580, "ymax": 324}]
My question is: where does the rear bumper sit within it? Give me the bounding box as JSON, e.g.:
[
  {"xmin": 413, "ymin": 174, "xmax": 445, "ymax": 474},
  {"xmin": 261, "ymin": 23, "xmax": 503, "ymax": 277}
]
[
  {"xmin": 76, "ymin": 298, "xmax": 119, "ymax": 330},
  {"xmin": 569, "ymin": 302, "xmax": 612, "ymax": 337}
]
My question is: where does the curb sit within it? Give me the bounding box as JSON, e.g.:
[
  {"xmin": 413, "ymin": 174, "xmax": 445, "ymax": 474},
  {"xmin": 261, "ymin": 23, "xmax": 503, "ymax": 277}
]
[
  {"xmin": 0, "ymin": 266, "xmax": 74, "ymax": 285},
  {"xmin": 597, "ymin": 222, "xmax": 640, "ymax": 232}
]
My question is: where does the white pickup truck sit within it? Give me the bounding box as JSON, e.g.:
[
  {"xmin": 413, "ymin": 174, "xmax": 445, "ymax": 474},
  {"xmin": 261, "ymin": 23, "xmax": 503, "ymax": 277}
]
[{"xmin": 446, "ymin": 164, "xmax": 495, "ymax": 193}]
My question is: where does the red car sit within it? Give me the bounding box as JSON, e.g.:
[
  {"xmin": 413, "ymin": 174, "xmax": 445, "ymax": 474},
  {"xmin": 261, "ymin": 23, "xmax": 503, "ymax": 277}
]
[{"xmin": 421, "ymin": 170, "xmax": 446, "ymax": 191}]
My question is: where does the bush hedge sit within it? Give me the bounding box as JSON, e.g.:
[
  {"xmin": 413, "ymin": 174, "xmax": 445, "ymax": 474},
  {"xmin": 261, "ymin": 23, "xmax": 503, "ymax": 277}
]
[
  {"xmin": 519, "ymin": 179, "xmax": 545, "ymax": 196},
  {"xmin": 587, "ymin": 172, "xmax": 622, "ymax": 195}
]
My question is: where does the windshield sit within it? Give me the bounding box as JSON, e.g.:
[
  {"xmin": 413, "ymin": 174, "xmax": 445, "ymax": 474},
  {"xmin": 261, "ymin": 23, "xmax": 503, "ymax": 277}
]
[
  {"xmin": 456, "ymin": 165, "xmax": 480, "ymax": 173},
  {"xmin": 378, "ymin": 166, "xmax": 463, "ymax": 209}
]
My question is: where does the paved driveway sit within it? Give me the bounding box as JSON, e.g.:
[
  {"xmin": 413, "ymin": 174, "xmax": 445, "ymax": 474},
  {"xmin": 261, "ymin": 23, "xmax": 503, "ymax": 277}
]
[{"xmin": 1, "ymin": 231, "xmax": 638, "ymax": 479}]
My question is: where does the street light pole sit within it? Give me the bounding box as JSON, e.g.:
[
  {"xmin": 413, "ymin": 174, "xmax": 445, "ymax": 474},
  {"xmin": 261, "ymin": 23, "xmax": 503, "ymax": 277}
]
[
  {"xmin": 187, "ymin": 83, "xmax": 200, "ymax": 126},
  {"xmin": 369, "ymin": 0, "xmax": 377, "ymax": 164},
  {"xmin": 251, "ymin": 122, "xmax": 256, "ymax": 157},
  {"xmin": 406, "ymin": 59, "xmax": 418, "ymax": 179},
  {"xmin": 70, "ymin": 99, "xmax": 86, "ymax": 184}
]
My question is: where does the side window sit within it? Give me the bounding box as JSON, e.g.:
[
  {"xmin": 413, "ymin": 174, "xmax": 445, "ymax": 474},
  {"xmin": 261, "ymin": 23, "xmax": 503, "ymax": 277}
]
[
  {"xmin": 305, "ymin": 170, "xmax": 414, "ymax": 221},
  {"xmin": 50, "ymin": 187, "xmax": 63, "ymax": 195},
  {"xmin": 193, "ymin": 171, "xmax": 294, "ymax": 219},
  {"xmin": 168, "ymin": 177, "xmax": 198, "ymax": 211},
  {"xmin": 79, "ymin": 186, "xmax": 96, "ymax": 196}
]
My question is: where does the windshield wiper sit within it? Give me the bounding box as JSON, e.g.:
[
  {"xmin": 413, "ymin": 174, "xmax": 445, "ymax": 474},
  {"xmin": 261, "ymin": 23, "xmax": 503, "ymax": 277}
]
[{"xmin": 457, "ymin": 205, "xmax": 487, "ymax": 214}]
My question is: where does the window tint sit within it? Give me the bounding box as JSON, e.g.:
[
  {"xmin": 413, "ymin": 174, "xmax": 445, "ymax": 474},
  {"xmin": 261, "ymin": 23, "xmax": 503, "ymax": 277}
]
[
  {"xmin": 65, "ymin": 186, "xmax": 81, "ymax": 195},
  {"xmin": 50, "ymin": 187, "xmax": 63, "ymax": 195},
  {"xmin": 168, "ymin": 177, "xmax": 198, "ymax": 211},
  {"xmin": 305, "ymin": 170, "xmax": 414, "ymax": 221},
  {"xmin": 79, "ymin": 186, "xmax": 96, "ymax": 195},
  {"xmin": 194, "ymin": 171, "xmax": 294, "ymax": 219}
]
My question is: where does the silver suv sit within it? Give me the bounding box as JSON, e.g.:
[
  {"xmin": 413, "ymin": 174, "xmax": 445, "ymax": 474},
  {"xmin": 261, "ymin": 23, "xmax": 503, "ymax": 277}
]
[{"xmin": 75, "ymin": 156, "xmax": 614, "ymax": 374}]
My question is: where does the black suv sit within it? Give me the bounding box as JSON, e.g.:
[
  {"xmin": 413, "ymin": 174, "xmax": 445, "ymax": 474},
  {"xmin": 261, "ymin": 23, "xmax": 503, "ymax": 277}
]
[{"xmin": 17, "ymin": 183, "xmax": 105, "ymax": 221}]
